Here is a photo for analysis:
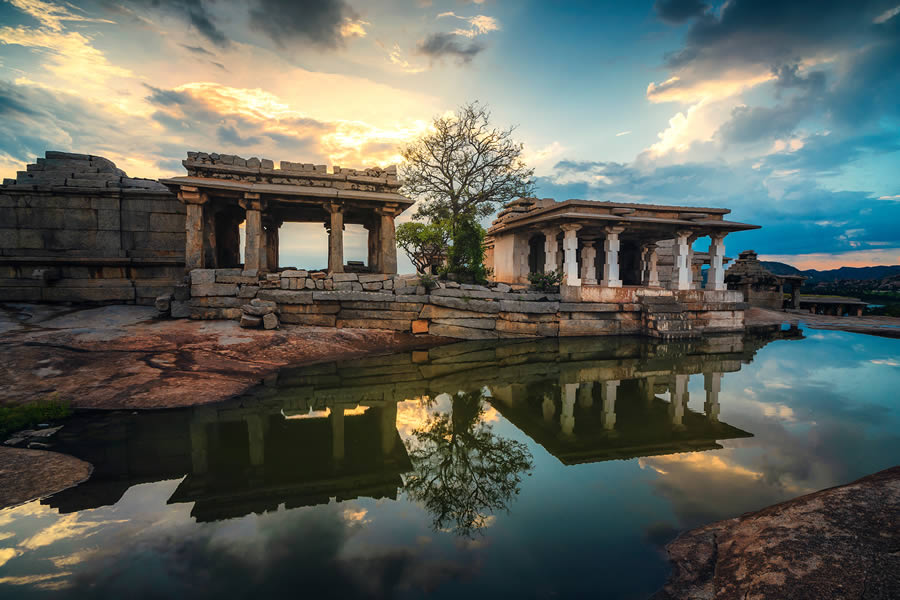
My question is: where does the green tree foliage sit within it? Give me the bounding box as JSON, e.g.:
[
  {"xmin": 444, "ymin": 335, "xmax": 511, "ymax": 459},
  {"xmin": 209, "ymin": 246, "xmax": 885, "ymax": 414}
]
[
  {"xmin": 443, "ymin": 217, "xmax": 490, "ymax": 283},
  {"xmin": 395, "ymin": 220, "xmax": 451, "ymax": 274},
  {"xmin": 400, "ymin": 101, "xmax": 535, "ymax": 229},
  {"xmin": 403, "ymin": 390, "xmax": 534, "ymax": 537}
]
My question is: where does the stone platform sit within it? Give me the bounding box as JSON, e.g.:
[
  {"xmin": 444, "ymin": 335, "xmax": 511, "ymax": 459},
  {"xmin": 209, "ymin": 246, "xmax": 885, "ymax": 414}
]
[{"xmin": 162, "ymin": 268, "xmax": 749, "ymax": 340}]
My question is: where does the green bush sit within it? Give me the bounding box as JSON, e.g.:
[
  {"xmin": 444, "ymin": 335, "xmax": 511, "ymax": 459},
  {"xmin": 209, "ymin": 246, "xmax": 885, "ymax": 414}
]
[
  {"xmin": 0, "ymin": 395, "xmax": 72, "ymax": 438},
  {"xmin": 528, "ymin": 270, "xmax": 562, "ymax": 291},
  {"xmin": 443, "ymin": 218, "xmax": 491, "ymax": 284}
]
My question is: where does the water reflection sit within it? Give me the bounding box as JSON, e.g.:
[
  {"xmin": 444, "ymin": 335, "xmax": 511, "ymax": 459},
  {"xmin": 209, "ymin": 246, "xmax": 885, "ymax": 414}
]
[
  {"xmin": 8, "ymin": 324, "xmax": 897, "ymax": 600},
  {"xmin": 41, "ymin": 331, "xmax": 790, "ymax": 527}
]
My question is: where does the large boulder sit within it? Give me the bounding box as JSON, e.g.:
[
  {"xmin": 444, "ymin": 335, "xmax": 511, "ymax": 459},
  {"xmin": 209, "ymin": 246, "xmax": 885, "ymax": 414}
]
[{"xmin": 654, "ymin": 466, "xmax": 900, "ymax": 600}]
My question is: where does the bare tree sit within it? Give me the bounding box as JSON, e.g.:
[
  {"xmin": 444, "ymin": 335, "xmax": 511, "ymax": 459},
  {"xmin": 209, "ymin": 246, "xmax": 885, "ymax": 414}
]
[{"xmin": 401, "ymin": 102, "xmax": 535, "ymax": 231}]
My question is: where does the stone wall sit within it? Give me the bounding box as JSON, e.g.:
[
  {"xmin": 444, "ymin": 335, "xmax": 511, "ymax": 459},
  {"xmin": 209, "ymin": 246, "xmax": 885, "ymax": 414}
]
[
  {"xmin": 162, "ymin": 268, "xmax": 747, "ymax": 340},
  {"xmin": 0, "ymin": 151, "xmax": 185, "ymax": 304}
]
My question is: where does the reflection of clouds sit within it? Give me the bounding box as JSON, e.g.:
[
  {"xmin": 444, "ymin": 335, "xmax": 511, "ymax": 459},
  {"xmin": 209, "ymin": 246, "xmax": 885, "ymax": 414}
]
[
  {"xmin": 20, "ymin": 513, "xmax": 126, "ymax": 551},
  {"xmin": 641, "ymin": 452, "xmax": 763, "ymax": 482},
  {"xmin": 871, "ymin": 359, "xmax": 899, "ymax": 367},
  {"xmin": 0, "ymin": 547, "xmax": 19, "ymax": 568}
]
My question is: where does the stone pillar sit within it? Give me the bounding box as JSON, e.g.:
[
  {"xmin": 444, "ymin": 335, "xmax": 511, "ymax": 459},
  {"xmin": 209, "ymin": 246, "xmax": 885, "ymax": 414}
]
[
  {"xmin": 670, "ymin": 231, "xmax": 692, "ymax": 291},
  {"xmin": 791, "ymin": 283, "xmax": 801, "ymax": 309},
  {"xmin": 365, "ymin": 219, "xmax": 381, "ymax": 273},
  {"xmin": 380, "ymin": 402, "xmax": 398, "ymax": 455},
  {"xmin": 543, "ymin": 227, "xmax": 559, "ymax": 274},
  {"xmin": 578, "ymin": 381, "xmax": 594, "ymax": 408},
  {"xmin": 580, "ymin": 241, "xmax": 597, "ymax": 284},
  {"xmin": 561, "ymin": 383, "xmax": 577, "ymax": 436},
  {"xmin": 324, "ymin": 202, "xmax": 344, "ymax": 273},
  {"xmin": 640, "ymin": 243, "xmax": 660, "ymax": 287},
  {"xmin": 515, "ymin": 233, "xmax": 531, "ymax": 282},
  {"xmin": 331, "ymin": 406, "xmax": 345, "ymax": 462},
  {"xmin": 179, "ymin": 186, "xmax": 207, "ymax": 272},
  {"xmin": 670, "ymin": 373, "xmax": 688, "ymax": 428},
  {"xmin": 704, "ymin": 372, "xmax": 721, "ymax": 422},
  {"xmin": 706, "ymin": 233, "xmax": 727, "ymax": 291},
  {"xmin": 240, "ymin": 194, "xmax": 267, "ymax": 273},
  {"xmin": 601, "ymin": 226, "xmax": 624, "ymax": 288},
  {"xmin": 376, "ymin": 207, "xmax": 398, "ymax": 274},
  {"xmin": 601, "ymin": 380, "xmax": 619, "ymax": 431},
  {"xmin": 560, "ymin": 224, "xmax": 582, "ymax": 287},
  {"xmin": 264, "ymin": 218, "xmax": 281, "ymax": 272}
]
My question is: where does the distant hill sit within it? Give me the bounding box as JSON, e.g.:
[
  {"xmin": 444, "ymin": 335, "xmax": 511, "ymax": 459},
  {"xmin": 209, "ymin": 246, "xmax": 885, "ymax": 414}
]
[{"xmin": 761, "ymin": 262, "xmax": 900, "ymax": 283}]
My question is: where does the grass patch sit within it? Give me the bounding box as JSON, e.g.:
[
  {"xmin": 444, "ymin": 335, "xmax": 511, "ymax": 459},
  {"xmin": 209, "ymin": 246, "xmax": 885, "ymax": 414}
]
[{"xmin": 0, "ymin": 395, "xmax": 72, "ymax": 439}]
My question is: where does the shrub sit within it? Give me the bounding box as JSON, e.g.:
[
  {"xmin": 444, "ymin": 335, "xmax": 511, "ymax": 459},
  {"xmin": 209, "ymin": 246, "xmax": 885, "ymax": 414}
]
[
  {"xmin": 0, "ymin": 394, "xmax": 72, "ymax": 438},
  {"xmin": 528, "ymin": 270, "xmax": 562, "ymax": 291}
]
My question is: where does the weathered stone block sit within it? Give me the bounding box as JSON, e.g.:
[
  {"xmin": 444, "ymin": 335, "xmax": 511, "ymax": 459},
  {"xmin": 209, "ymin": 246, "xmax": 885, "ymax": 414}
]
[
  {"xmin": 243, "ymin": 303, "xmax": 275, "ymax": 316},
  {"xmin": 332, "ymin": 273, "xmax": 359, "ymax": 282},
  {"xmin": 313, "ymin": 291, "xmax": 394, "ymax": 302},
  {"xmin": 190, "ymin": 269, "xmax": 216, "ymax": 284},
  {"xmin": 279, "ymin": 303, "xmax": 340, "ymax": 314},
  {"xmin": 263, "ymin": 313, "xmax": 279, "ymax": 329},
  {"xmin": 432, "ymin": 318, "xmax": 496, "ymax": 330},
  {"xmin": 361, "ymin": 282, "xmax": 383, "ymax": 291},
  {"xmin": 431, "ymin": 287, "xmax": 496, "ymax": 299},
  {"xmin": 279, "ymin": 313, "xmax": 337, "ymax": 326},
  {"xmin": 190, "ymin": 296, "xmax": 241, "ymax": 308},
  {"xmin": 419, "ymin": 304, "xmax": 495, "ymax": 319},
  {"xmin": 191, "ymin": 283, "xmax": 238, "ymax": 297},
  {"xmin": 429, "ymin": 295, "xmax": 500, "ymax": 314},
  {"xmin": 155, "ymin": 295, "xmax": 172, "ymax": 312},
  {"xmin": 338, "ymin": 318, "xmax": 411, "ymax": 332},
  {"xmin": 281, "ymin": 270, "xmax": 308, "ymax": 278},
  {"xmin": 240, "ymin": 314, "xmax": 262, "ymax": 328},
  {"xmin": 412, "ymin": 320, "xmax": 429, "ymax": 334},
  {"xmin": 171, "ymin": 300, "xmax": 191, "ymax": 318},
  {"xmin": 428, "ymin": 323, "xmax": 498, "ymax": 340},
  {"xmin": 339, "ymin": 309, "xmax": 420, "ymax": 320},
  {"xmin": 238, "ymin": 285, "xmax": 259, "ymax": 298},
  {"xmin": 358, "ymin": 274, "xmax": 389, "ymax": 283},
  {"xmin": 173, "ymin": 284, "xmax": 190, "ymax": 301},
  {"xmin": 499, "ymin": 300, "xmax": 559, "ymax": 314},
  {"xmin": 257, "ymin": 290, "xmax": 314, "ymax": 304}
]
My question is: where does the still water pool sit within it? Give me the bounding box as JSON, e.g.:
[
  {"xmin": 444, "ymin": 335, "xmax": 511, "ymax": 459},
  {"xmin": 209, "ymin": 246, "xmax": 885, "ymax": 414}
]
[{"xmin": 1, "ymin": 327, "xmax": 899, "ymax": 599}]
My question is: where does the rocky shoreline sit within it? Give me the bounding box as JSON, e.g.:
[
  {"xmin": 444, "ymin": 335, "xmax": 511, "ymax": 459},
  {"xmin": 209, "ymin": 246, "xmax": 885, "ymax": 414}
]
[{"xmin": 653, "ymin": 466, "xmax": 900, "ymax": 600}]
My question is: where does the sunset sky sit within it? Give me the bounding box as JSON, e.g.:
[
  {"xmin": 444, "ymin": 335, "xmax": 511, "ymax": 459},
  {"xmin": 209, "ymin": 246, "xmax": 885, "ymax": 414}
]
[{"xmin": 1, "ymin": 0, "xmax": 899, "ymax": 271}]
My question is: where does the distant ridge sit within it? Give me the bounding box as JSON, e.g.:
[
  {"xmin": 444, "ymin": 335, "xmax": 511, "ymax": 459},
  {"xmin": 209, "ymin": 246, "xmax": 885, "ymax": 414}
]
[{"xmin": 761, "ymin": 262, "xmax": 900, "ymax": 284}]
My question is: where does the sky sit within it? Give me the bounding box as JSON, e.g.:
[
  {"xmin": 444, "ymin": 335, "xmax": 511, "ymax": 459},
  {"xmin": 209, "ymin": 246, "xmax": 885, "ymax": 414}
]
[{"xmin": 1, "ymin": 0, "xmax": 899, "ymax": 271}]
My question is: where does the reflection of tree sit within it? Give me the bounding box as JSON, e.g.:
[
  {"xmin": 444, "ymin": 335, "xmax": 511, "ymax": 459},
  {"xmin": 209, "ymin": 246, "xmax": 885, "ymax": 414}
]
[{"xmin": 404, "ymin": 390, "xmax": 534, "ymax": 537}]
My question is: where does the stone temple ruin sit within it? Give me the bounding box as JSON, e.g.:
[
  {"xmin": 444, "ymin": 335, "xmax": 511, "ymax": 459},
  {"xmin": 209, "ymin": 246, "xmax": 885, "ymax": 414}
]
[{"xmin": 2, "ymin": 149, "xmax": 767, "ymax": 339}]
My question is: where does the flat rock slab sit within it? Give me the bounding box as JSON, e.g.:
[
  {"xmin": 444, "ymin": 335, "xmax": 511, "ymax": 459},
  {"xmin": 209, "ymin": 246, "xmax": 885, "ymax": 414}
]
[
  {"xmin": 0, "ymin": 303, "xmax": 450, "ymax": 410},
  {"xmin": 0, "ymin": 447, "xmax": 92, "ymax": 509},
  {"xmin": 654, "ymin": 466, "xmax": 900, "ymax": 600}
]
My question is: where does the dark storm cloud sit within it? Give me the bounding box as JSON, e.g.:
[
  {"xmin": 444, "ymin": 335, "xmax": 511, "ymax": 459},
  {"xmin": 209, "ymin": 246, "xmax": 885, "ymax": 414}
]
[
  {"xmin": 248, "ymin": 0, "xmax": 356, "ymax": 49},
  {"xmin": 653, "ymin": 0, "xmax": 709, "ymax": 24},
  {"xmin": 416, "ymin": 32, "xmax": 485, "ymax": 64},
  {"xmin": 760, "ymin": 132, "xmax": 900, "ymax": 175},
  {"xmin": 664, "ymin": 0, "xmax": 897, "ymax": 71},
  {"xmin": 126, "ymin": 0, "xmax": 231, "ymax": 48}
]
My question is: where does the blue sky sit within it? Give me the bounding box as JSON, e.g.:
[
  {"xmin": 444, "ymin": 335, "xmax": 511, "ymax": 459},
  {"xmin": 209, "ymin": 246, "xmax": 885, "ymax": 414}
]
[{"xmin": 1, "ymin": 0, "xmax": 899, "ymax": 269}]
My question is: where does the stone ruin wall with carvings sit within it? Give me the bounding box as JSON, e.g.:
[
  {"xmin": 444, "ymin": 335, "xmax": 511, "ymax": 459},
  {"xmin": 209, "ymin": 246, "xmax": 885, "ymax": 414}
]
[{"xmin": 0, "ymin": 151, "xmax": 185, "ymax": 304}]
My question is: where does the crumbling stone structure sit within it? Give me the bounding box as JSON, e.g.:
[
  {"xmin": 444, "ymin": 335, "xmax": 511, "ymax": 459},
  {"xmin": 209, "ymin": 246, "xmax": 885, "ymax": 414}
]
[
  {"xmin": 0, "ymin": 151, "xmax": 184, "ymax": 304},
  {"xmin": 159, "ymin": 152, "xmax": 410, "ymax": 274},
  {"xmin": 725, "ymin": 249, "xmax": 805, "ymax": 309}
]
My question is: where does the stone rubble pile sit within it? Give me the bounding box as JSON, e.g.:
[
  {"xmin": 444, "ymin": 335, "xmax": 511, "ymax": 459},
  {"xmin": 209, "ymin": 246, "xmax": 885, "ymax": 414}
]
[{"xmin": 3, "ymin": 151, "xmax": 167, "ymax": 190}]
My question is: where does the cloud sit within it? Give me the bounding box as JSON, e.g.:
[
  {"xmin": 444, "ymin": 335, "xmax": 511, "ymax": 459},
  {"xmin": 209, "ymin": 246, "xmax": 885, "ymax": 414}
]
[
  {"xmin": 417, "ymin": 32, "xmax": 485, "ymax": 64},
  {"xmin": 248, "ymin": 0, "xmax": 362, "ymax": 49},
  {"xmin": 437, "ymin": 12, "xmax": 500, "ymax": 38},
  {"xmin": 6, "ymin": 0, "xmax": 114, "ymax": 31},
  {"xmin": 179, "ymin": 43, "xmax": 214, "ymax": 56},
  {"xmin": 654, "ymin": 0, "xmax": 709, "ymax": 25},
  {"xmin": 126, "ymin": 0, "xmax": 231, "ymax": 48}
]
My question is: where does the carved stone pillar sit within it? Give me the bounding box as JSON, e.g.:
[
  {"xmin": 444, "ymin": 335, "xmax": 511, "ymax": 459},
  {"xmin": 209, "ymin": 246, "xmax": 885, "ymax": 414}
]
[
  {"xmin": 601, "ymin": 226, "xmax": 625, "ymax": 288},
  {"xmin": 560, "ymin": 224, "xmax": 582, "ymax": 287},
  {"xmin": 324, "ymin": 202, "xmax": 344, "ymax": 273},
  {"xmin": 179, "ymin": 186, "xmax": 207, "ymax": 272},
  {"xmin": 543, "ymin": 227, "xmax": 559, "ymax": 274},
  {"xmin": 376, "ymin": 207, "xmax": 399, "ymax": 274},
  {"xmin": 365, "ymin": 218, "xmax": 381, "ymax": 273},
  {"xmin": 705, "ymin": 233, "xmax": 727, "ymax": 291},
  {"xmin": 577, "ymin": 381, "xmax": 594, "ymax": 408},
  {"xmin": 641, "ymin": 243, "xmax": 660, "ymax": 287},
  {"xmin": 239, "ymin": 194, "xmax": 267, "ymax": 272},
  {"xmin": 561, "ymin": 383, "xmax": 577, "ymax": 436},
  {"xmin": 580, "ymin": 240, "xmax": 597, "ymax": 284},
  {"xmin": 670, "ymin": 230, "xmax": 692, "ymax": 291},
  {"xmin": 264, "ymin": 217, "xmax": 282, "ymax": 272},
  {"xmin": 704, "ymin": 372, "xmax": 721, "ymax": 422}
]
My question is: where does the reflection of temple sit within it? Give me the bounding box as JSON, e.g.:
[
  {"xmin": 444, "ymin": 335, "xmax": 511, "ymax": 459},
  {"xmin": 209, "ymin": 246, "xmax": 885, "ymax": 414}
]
[
  {"xmin": 43, "ymin": 401, "xmax": 408, "ymax": 520},
  {"xmin": 43, "ymin": 329, "xmax": 798, "ymax": 518}
]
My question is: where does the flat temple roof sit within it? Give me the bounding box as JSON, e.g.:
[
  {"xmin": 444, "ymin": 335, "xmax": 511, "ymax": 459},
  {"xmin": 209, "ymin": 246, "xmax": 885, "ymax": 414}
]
[{"xmin": 159, "ymin": 176, "xmax": 412, "ymax": 206}]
